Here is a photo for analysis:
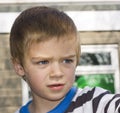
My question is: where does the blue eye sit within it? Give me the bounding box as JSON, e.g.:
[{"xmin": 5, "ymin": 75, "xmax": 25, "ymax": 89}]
[
  {"xmin": 63, "ymin": 59, "xmax": 73, "ymax": 64},
  {"xmin": 38, "ymin": 60, "xmax": 49, "ymax": 65}
]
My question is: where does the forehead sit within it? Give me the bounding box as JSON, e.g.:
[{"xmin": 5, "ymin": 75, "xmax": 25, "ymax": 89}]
[
  {"xmin": 27, "ymin": 34, "xmax": 76, "ymax": 47},
  {"xmin": 26, "ymin": 37, "xmax": 77, "ymax": 57}
]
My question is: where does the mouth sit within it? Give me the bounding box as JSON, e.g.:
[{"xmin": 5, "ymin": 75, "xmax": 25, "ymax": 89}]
[{"xmin": 47, "ymin": 84, "xmax": 64, "ymax": 91}]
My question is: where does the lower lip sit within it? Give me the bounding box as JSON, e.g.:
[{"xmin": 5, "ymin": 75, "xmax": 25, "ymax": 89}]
[{"xmin": 48, "ymin": 84, "xmax": 64, "ymax": 91}]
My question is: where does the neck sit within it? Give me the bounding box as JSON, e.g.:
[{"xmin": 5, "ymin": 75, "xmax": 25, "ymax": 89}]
[{"xmin": 29, "ymin": 97, "xmax": 63, "ymax": 113}]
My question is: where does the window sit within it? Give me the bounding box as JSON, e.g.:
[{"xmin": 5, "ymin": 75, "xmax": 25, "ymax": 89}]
[{"xmin": 75, "ymin": 44, "xmax": 120, "ymax": 93}]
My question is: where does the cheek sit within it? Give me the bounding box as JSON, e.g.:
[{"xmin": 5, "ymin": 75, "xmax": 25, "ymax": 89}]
[
  {"xmin": 25, "ymin": 70, "xmax": 46, "ymax": 89},
  {"xmin": 65, "ymin": 67, "xmax": 76, "ymax": 82}
]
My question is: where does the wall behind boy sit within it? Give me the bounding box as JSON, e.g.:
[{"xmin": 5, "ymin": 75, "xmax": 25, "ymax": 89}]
[{"xmin": 0, "ymin": 34, "xmax": 22, "ymax": 113}]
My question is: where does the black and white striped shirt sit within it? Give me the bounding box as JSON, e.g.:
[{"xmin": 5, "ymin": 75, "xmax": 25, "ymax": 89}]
[{"xmin": 65, "ymin": 87, "xmax": 120, "ymax": 113}]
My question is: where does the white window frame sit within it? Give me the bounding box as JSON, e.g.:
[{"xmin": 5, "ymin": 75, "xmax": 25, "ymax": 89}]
[
  {"xmin": 1, "ymin": 11, "xmax": 120, "ymax": 32},
  {"xmin": 0, "ymin": 0, "xmax": 120, "ymax": 4},
  {"xmin": 76, "ymin": 44, "xmax": 120, "ymax": 93}
]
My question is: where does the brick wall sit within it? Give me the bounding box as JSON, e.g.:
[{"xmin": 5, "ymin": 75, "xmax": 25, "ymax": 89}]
[{"xmin": 0, "ymin": 34, "xmax": 22, "ymax": 113}]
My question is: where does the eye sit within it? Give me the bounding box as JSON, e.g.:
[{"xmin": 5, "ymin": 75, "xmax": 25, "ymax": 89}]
[
  {"xmin": 37, "ymin": 60, "xmax": 49, "ymax": 65},
  {"xmin": 63, "ymin": 59, "xmax": 73, "ymax": 64}
]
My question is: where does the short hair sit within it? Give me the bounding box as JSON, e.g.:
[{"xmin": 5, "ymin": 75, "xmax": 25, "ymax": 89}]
[{"xmin": 10, "ymin": 6, "xmax": 80, "ymax": 65}]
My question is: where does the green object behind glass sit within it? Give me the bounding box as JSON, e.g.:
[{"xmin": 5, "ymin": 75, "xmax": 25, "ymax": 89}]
[{"xmin": 75, "ymin": 74, "xmax": 115, "ymax": 93}]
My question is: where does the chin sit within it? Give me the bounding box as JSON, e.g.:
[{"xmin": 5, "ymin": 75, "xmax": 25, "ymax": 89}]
[{"xmin": 47, "ymin": 92, "xmax": 66, "ymax": 102}]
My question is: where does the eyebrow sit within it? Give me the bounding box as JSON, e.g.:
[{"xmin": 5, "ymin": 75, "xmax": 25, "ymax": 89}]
[
  {"xmin": 61, "ymin": 54, "xmax": 76, "ymax": 59},
  {"xmin": 31, "ymin": 54, "xmax": 76, "ymax": 60}
]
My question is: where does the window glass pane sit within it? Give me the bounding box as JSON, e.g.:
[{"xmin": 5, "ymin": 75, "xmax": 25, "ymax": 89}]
[
  {"xmin": 79, "ymin": 52, "xmax": 111, "ymax": 66},
  {"xmin": 75, "ymin": 74, "xmax": 115, "ymax": 93}
]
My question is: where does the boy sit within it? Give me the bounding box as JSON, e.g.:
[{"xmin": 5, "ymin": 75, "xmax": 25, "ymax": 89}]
[{"xmin": 10, "ymin": 6, "xmax": 120, "ymax": 113}]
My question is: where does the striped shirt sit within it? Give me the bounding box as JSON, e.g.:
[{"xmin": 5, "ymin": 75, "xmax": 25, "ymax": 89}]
[{"xmin": 15, "ymin": 86, "xmax": 120, "ymax": 113}]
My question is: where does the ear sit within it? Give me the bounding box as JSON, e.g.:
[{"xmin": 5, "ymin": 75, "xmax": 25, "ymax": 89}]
[{"xmin": 12, "ymin": 59, "xmax": 25, "ymax": 77}]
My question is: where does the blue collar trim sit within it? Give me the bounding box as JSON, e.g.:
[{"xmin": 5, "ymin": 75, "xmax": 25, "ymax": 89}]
[{"xmin": 20, "ymin": 100, "xmax": 32, "ymax": 113}]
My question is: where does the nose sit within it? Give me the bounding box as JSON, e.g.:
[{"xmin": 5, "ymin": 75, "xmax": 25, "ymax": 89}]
[{"xmin": 49, "ymin": 62, "xmax": 63, "ymax": 78}]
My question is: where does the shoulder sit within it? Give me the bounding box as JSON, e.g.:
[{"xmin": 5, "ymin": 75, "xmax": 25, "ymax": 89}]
[
  {"xmin": 73, "ymin": 86, "xmax": 110, "ymax": 101},
  {"xmin": 69, "ymin": 87, "xmax": 120, "ymax": 113},
  {"xmin": 14, "ymin": 100, "xmax": 32, "ymax": 113}
]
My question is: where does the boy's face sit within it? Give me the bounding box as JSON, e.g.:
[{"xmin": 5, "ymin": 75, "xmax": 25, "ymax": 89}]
[{"xmin": 16, "ymin": 36, "xmax": 77, "ymax": 102}]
